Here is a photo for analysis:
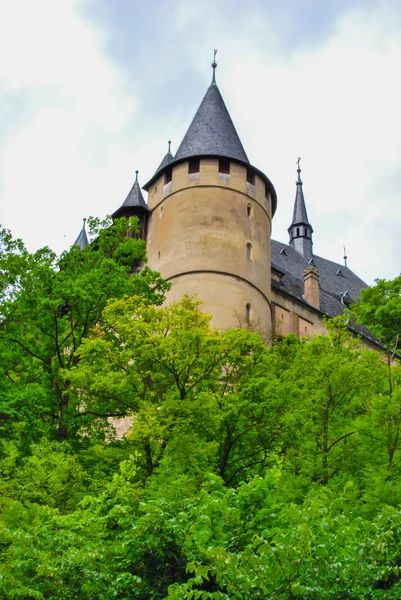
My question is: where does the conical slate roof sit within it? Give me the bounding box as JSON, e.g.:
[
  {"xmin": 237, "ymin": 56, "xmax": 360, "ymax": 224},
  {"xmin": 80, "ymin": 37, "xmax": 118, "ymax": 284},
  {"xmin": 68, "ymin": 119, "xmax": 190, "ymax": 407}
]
[
  {"xmin": 174, "ymin": 82, "xmax": 249, "ymax": 164},
  {"xmin": 112, "ymin": 171, "xmax": 149, "ymax": 218},
  {"xmin": 74, "ymin": 218, "xmax": 89, "ymax": 250},
  {"xmin": 289, "ymin": 165, "xmax": 312, "ymax": 229},
  {"xmin": 154, "ymin": 141, "xmax": 174, "ymax": 177}
]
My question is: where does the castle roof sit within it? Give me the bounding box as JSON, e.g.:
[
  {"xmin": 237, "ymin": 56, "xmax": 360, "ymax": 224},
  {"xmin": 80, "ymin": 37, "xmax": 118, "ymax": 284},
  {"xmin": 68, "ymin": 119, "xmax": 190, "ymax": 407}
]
[
  {"xmin": 174, "ymin": 82, "xmax": 249, "ymax": 164},
  {"xmin": 143, "ymin": 72, "xmax": 277, "ymax": 214},
  {"xmin": 73, "ymin": 218, "xmax": 89, "ymax": 250},
  {"xmin": 112, "ymin": 171, "xmax": 149, "ymax": 219},
  {"xmin": 154, "ymin": 141, "xmax": 174, "ymax": 178},
  {"xmin": 289, "ymin": 165, "xmax": 313, "ymax": 230},
  {"xmin": 270, "ymin": 240, "xmax": 382, "ymax": 346}
]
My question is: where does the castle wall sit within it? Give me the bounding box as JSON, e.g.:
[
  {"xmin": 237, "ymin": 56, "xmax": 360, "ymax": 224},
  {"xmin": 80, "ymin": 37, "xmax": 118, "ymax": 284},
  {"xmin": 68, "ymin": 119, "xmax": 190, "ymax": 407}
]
[
  {"xmin": 271, "ymin": 289, "xmax": 327, "ymax": 339},
  {"xmin": 146, "ymin": 158, "xmax": 272, "ymax": 332}
]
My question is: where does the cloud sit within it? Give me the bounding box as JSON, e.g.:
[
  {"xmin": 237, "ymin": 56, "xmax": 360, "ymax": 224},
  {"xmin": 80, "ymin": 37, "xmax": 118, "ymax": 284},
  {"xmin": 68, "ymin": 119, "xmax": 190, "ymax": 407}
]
[{"xmin": 0, "ymin": 0, "xmax": 135, "ymax": 252}]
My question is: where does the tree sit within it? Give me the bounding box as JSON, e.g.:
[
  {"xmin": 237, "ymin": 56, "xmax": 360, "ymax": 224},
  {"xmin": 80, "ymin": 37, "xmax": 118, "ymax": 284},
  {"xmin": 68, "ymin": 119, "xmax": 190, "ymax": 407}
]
[
  {"xmin": 70, "ymin": 295, "xmax": 283, "ymax": 484},
  {"xmin": 352, "ymin": 275, "xmax": 401, "ymax": 358},
  {"xmin": 0, "ymin": 217, "xmax": 169, "ymax": 443}
]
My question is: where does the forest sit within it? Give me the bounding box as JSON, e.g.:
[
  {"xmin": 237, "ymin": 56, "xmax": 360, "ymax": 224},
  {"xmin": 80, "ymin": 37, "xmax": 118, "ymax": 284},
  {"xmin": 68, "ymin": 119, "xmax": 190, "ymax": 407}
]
[{"xmin": 1, "ymin": 217, "xmax": 401, "ymax": 599}]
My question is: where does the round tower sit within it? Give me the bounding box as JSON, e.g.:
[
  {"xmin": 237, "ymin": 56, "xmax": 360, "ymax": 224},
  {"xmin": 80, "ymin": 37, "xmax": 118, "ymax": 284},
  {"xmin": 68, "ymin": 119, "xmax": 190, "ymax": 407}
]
[{"xmin": 143, "ymin": 62, "xmax": 277, "ymax": 334}]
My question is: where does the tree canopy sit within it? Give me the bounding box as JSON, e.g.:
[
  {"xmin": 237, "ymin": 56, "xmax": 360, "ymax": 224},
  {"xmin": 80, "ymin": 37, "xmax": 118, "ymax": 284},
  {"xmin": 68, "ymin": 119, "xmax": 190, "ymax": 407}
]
[{"xmin": 1, "ymin": 225, "xmax": 401, "ymax": 599}]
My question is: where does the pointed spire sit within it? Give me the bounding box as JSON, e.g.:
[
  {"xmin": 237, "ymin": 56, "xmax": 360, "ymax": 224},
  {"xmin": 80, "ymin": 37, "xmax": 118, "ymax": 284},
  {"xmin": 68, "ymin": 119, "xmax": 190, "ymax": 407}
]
[
  {"xmin": 211, "ymin": 49, "xmax": 218, "ymax": 84},
  {"xmin": 174, "ymin": 78, "xmax": 249, "ymax": 164},
  {"xmin": 154, "ymin": 140, "xmax": 174, "ymax": 176},
  {"xmin": 74, "ymin": 218, "xmax": 89, "ymax": 250},
  {"xmin": 112, "ymin": 170, "xmax": 149, "ymax": 219},
  {"xmin": 288, "ymin": 158, "xmax": 314, "ymax": 261}
]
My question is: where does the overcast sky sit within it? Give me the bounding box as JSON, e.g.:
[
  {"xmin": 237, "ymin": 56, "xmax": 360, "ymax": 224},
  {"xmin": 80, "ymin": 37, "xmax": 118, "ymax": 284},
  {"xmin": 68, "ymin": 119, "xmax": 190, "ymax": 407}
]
[{"xmin": 0, "ymin": 0, "xmax": 400, "ymax": 285}]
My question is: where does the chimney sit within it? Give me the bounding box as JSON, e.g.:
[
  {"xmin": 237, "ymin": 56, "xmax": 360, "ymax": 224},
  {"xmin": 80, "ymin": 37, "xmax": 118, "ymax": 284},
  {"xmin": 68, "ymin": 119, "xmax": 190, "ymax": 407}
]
[{"xmin": 303, "ymin": 265, "xmax": 320, "ymax": 309}]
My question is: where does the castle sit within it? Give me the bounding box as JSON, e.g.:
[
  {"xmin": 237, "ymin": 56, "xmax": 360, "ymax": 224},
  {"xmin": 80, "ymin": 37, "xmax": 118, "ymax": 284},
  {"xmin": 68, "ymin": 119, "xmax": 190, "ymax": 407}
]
[{"xmin": 75, "ymin": 60, "xmax": 377, "ymax": 347}]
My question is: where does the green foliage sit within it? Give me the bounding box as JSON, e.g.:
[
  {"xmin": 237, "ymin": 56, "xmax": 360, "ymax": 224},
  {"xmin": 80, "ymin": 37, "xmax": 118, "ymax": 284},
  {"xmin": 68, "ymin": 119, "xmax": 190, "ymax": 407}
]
[
  {"xmin": 352, "ymin": 275, "xmax": 401, "ymax": 352},
  {"xmin": 1, "ymin": 239, "xmax": 401, "ymax": 600},
  {"xmin": 0, "ymin": 217, "xmax": 169, "ymax": 443}
]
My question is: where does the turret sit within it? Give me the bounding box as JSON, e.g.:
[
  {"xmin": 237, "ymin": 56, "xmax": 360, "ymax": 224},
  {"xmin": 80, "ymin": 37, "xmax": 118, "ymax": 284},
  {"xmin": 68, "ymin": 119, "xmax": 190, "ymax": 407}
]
[
  {"xmin": 73, "ymin": 218, "xmax": 89, "ymax": 249},
  {"xmin": 143, "ymin": 54, "xmax": 277, "ymax": 333},
  {"xmin": 288, "ymin": 159, "xmax": 313, "ymax": 261},
  {"xmin": 112, "ymin": 170, "xmax": 150, "ymax": 240}
]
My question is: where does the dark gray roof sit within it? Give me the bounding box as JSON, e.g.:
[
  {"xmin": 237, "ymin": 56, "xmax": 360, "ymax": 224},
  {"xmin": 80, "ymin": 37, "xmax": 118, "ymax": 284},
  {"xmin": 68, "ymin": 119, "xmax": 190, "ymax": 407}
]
[
  {"xmin": 271, "ymin": 239, "xmax": 382, "ymax": 346},
  {"xmin": 112, "ymin": 171, "xmax": 149, "ymax": 218},
  {"xmin": 154, "ymin": 149, "xmax": 174, "ymax": 177},
  {"xmin": 174, "ymin": 82, "xmax": 249, "ymax": 163},
  {"xmin": 290, "ymin": 176, "xmax": 312, "ymax": 229},
  {"xmin": 143, "ymin": 81, "xmax": 277, "ymax": 216},
  {"xmin": 74, "ymin": 219, "xmax": 89, "ymax": 250}
]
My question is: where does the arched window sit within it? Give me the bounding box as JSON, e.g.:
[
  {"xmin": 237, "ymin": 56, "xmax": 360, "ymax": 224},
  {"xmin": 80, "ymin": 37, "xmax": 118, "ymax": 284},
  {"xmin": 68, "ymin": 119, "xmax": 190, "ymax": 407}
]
[
  {"xmin": 246, "ymin": 242, "xmax": 252, "ymax": 260},
  {"xmin": 247, "ymin": 203, "xmax": 252, "ymax": 218},
  {"xmin": 296, "ymin": 227, "xmax": 300, "ymax": 237},
  {"xmin": 245, "ymin": 303, "xmax": 251, "ymax": 325}
]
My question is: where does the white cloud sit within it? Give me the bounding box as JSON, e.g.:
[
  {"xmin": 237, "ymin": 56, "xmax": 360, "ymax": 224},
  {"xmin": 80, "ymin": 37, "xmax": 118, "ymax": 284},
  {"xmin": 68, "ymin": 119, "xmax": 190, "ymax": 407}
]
[
  {"xmin": 0, "ymin": 0, "xmax": 135, "ymax": 252},
  {"xmin": 210, "ymin": 5, "xmax": 401, "ymax": 283}
]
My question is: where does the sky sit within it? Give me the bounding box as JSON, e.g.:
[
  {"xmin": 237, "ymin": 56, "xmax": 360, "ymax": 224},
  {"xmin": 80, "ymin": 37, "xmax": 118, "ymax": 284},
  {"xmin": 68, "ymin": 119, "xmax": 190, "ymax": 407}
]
[{"xmin": 0, "ymin": 0, "xmax": 400, "ymax": 285}]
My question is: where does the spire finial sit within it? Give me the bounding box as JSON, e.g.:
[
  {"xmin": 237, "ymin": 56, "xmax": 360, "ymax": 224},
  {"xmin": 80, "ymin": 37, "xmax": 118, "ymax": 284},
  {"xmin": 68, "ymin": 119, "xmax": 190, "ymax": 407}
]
[
  {"xmin": 168, "ymin": 140, "xmax": 172, "ymax": 154},
  {"xmin": 135, "ymin": 170, "xmax": 139, "ymax": 181},
  {"xmin": 296, "ymin": 157, "xmax": 302, "ymax": 183},
  {"xmin": 211, "ymin": 49, "xmax": 218, "ymax": 84},
  {"xmin": 83, "ymin": 217, "xmax": 86, "ymax": 226},
  {"xmin": 343, "ymin": 245, "xmax": 348, "ymax": 267}
]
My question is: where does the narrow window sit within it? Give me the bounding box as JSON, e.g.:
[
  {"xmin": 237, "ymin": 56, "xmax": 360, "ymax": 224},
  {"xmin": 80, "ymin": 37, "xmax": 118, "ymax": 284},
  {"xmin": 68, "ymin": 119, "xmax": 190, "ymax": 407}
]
[
  {"xmin": 247, "ymin": 203, "xmax": 252, "ymax": 217},
  {"xmin": 246, "ymin": 169, "xmax": 255, "ymax": 186},
  {"xmin": 165, "ymin": 168, "xmax": 172, "ymax": 184},
  {"xmin": 245, "ymin": 303, "xmax": 251, "ymax": 325},
  {"xmin": 157, "ymin": 251, "xmax": 160, "ymax": 259},
  {"xmin": 265, "ymin": 184, "xmax": 269, "ymax": 199},
  {"xmin": 305, "ymin": 229, "xmax": 308, "ymax": 238},
  {"xmin": 188, "ymin": 159, "xmax": 200, "ymax": 174},
  {"xmin": 296, "ymin": 227, "xmax": 300, "ymax": 236},
  {"xmin": 160, "ymin": 205, "xmax": 164, "ymax": 216},
  {"xmin": 219, "ymin": 158, "xmax": 230, "ymax": 174},
  {"xmin": 246, "ymin": 242, "xmax": 252, "ymax": 260}
]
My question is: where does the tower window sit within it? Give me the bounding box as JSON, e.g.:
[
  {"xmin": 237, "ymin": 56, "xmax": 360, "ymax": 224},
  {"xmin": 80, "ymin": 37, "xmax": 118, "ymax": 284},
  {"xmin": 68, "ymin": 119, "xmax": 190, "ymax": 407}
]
[
  {"xmin": 245, "ymin": 303, "xmax": 251, "ymax": 325},
  {"xmin": 247, "ymin": 203, "xmax": 252, "ymax": 217},
  {"xmin": 305, "ymin": 229, "xmax": 308, "ymax": 238},
  {"xmin": 246, "ymin": 169, "xmax": 255, "ymax": 186},
  {"xmin": 246, "ymin": 242, "xmax": 252, "ymax": 260},
  {"xmin": 188, "ymin": 159, "xmax": 200, "ymax": 174},
  {"xmin": 296, "ymin": 227, "xmax": 300, "ymax": 237},
  {"xmin": 219, "ymin": 158, "xmax": 230, "ymax": 174},
  {"xmin": 165, "ymin": 168, "xmax": 172, "ymax": 184}
]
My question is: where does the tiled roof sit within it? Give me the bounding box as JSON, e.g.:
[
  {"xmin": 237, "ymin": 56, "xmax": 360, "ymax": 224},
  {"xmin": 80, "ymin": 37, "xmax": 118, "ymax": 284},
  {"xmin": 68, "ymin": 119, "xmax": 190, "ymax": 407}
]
[
  {"xmin": 74, "ymin": 219, "xmax": 89, "ymax": 250},
  {"xmin": 174, "ymin": 82, "xmax": 249, "ymax": 163},
  {"xmin": 112, "ymin": 171, "xmax": 149, "ymax": 219},
  {"xmin": 271, "ymin": 239, "xmax": 382, "ymax": 346}
]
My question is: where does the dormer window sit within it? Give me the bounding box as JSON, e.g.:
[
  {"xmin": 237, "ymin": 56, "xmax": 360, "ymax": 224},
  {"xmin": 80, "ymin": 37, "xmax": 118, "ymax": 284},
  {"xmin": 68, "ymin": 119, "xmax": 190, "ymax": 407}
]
[
  {"xmin": 219, "ymin": 159, "xmax": 230, "ymax": 174},
  {"xmin": 246, "ymin": 169, "xmax": 255, "ymax": 186},
  {"xmin": 188, "ymin": 159, "xmax": 200, "ymax": 174},
  {"xmin": 165, "ymin": 168, "xmax": 172, "ymax": 184}
]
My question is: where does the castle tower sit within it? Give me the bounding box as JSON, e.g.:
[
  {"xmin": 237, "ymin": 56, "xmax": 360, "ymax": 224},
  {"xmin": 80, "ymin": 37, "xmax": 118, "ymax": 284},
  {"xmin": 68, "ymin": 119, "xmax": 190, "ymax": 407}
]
[
  {"xmin": 288, "ymin": 159, "xmax": 313, "ymax": 261},
  {"xmin": 112, "ymin": 170, "xmax": 150, "ymax": 240},
  {"xmin": 143, "ymin": 59, "xmax": 277, "ymax": 332}
]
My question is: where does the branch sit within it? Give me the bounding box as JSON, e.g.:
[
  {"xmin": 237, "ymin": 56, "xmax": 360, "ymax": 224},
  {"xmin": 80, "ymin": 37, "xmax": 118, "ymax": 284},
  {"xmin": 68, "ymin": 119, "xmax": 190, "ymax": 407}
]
[{"xmin": 327, "ymin": 431, "xmax": 357, "ymax": 453}]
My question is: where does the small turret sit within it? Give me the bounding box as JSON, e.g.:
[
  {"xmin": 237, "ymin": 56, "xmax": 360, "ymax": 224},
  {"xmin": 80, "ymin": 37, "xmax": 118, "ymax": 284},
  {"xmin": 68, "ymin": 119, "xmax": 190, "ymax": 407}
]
[
  {"xmin": 112, "ymin": 170, "xmax": 150, "ymax": 239},
  {"xmin": 288, "ymin": 159, "xmax": 313, "ymax": 261},
  {"xmin": 74, "ymin": 218, "xmax": 89, "ymax": 250}
]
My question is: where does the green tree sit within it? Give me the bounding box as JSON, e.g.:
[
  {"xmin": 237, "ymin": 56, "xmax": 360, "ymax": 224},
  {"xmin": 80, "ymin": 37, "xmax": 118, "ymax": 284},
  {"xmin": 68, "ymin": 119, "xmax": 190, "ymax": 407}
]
[{"xmin": 0, "ymin": 217, "xmax": 169, "ymax": 443}]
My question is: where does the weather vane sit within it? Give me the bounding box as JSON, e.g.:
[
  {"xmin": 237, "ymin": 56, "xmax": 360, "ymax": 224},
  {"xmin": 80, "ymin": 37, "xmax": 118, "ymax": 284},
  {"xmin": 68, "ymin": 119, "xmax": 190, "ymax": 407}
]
[{"xmin": 212, "ymin": 49, "xmax": 218, "ymax": 83}]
